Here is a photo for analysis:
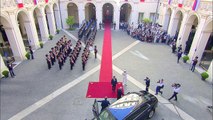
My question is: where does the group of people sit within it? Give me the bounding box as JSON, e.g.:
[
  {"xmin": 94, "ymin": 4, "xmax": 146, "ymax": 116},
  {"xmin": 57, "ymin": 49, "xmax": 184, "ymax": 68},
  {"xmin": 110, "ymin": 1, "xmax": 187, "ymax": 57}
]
[
  {"xmin": 144, "ymin": 77, "xmax": 181, "ymax": 101},
  {"xmin": 81, "ymin": 25, "xmax": 97, "ymax": 71},
  {"xmin": 45, "ymin": 35, "xmax": 80, "ymax": 70},
  {"xmin": 125, "ymin": 22, "xmax": 173, "ymax": 44}
]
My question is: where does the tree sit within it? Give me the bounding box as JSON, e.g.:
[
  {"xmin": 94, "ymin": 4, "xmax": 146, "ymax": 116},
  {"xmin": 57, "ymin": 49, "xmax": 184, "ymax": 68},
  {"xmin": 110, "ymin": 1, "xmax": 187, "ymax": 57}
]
[
  {"xmin": 66, "ymin": 16, "xmax": 75, "ymax": 30},
  {"xmin": 143, "ymin": 18, "xmax": 151, "ymax": 23}
]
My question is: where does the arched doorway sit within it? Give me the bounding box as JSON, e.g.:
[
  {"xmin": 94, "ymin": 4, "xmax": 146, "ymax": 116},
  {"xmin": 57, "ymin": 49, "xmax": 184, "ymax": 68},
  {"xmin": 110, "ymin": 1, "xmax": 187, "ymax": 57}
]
[
  {"xmin": 0, "ymin": 18, "xmax": 13, "ymax": 62},
  {"xmin": 102, "ymin": 3, "xmax": 114, "ymax": 23},
  {"xmin": 120, "ymin": 3, "xmax": 132, "ymax": 23},
  {"xmin": 163, "ymin": 8, "xmax": 172, "ymax": 32},
  {"xmin": 184, "ymin": 15, "xmax": 198, "ymax": 54},
  {"xmin": 17, "ymin": 11, "xmax": 31, "ymax": 49},
  {"xmin": 85, "ymin": 3, "xmax": 96, "ymax": 21},
  {"xmin": 198, "ymin": 21, "xmax": 213, "ymax": 70},
  {"xmin": 53, "ymin": 3, "xmax": 61, "ymax": 29},
  {"xmin": 45, "ymin": 5, "xmax": 56, "ymax": 35},
  {"xmin": 67, "ymin": 2, "xmax": 79, "ymax": 27}
]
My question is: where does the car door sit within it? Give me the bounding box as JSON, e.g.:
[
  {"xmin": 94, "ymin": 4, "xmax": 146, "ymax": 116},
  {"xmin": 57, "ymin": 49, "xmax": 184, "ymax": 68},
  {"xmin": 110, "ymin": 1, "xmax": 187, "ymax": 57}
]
[{"xmin": 125, "ymin": 103, "xmax": 150, "ymax": 120}]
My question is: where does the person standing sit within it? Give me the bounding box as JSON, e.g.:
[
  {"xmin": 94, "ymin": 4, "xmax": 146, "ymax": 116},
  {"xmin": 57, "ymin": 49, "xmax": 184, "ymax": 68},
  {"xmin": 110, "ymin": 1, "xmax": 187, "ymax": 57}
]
[
  {"xmin": 172, "ymin": 42, "xmax": 176, "ymax": 53},
  {"xmin": 46, "ymin": 54, "xmax": 51, "ymax": 70},
  {"xmin": 97, "ymin": 97, "xmax": 110, "ymax": 112},
  {"xmin": 177, "ymin": 44, "xmax": 182, "ymax": 52},
  {"xmin": 29, "ymin": 46, "xmax": 34, "ymax": 59},
  {"xmin": 113, "ymin": 22, "xmax": 116, "ymax": 30},
  {"xmin": 177, "ymin": 50, "xmax": 183, "ymax": 63},
  {"xmin": 122, "ymin": 70, "xmax": 128, "ymax": 86},
  {"xmin": 144, "ymin": 77, "xmax": 150, "ymax": 92},
  {"xmin": 155, "ymin": 79, "xmax": 164, "ymax": 95},
  {"xmin": 99, "ymin": 22, "xmax": 102, "ymax": 30},
  {"xmin": 7, "ymin": 62, "xmax": 15, "ymax": 78},
  {"xmin": 191, "ymin": 56, "xmax": 198, "ymax": 72},
  {"xmin": 111, "ymin": 76, "xmax": 118, "ymax": 92},
  {"xmin": 117, "ymin": 87, "xmax": 124, "ymax": 100},
  {"xmin": 94, "ymin": 45, "xmax": 98, "ymax": 59},
  {"xmin": 168, "ymin": 83, "xmax": 181, "ymax": 101}
]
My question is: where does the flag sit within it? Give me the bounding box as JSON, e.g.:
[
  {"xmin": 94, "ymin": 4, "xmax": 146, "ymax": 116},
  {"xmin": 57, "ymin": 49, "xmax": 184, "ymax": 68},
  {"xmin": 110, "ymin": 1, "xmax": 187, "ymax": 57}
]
[
  {"xmin": 168, "ymin": 0, "xmax": 172, "ymax": 5},
  {"xmin": 16, "ymin": 0, "xmax": 24, "ymax": 8},
  {"xmin": 178, "ymin": 0, "xmax": 183, "ymax": 8},
  {"xmin": 140, "ymin": 0, "xmax": 145, "ymax": 2},
  {"xmin": 192, "ymin": 0, "xmax": 200, "ymax": 11},
  {"xmin": 45, "ymin": 0, "xmax": 48, "ymax": 3},
  {"xmin": 33, "ymin": 0, "xmax": 38, "ymax": 5}
]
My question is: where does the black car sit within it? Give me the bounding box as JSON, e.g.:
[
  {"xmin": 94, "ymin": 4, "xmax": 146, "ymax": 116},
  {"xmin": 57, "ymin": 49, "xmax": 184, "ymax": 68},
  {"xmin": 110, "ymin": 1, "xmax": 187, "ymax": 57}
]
[{"xmin": 92, "ymin": 91, "xmax": 158, "ymax": 120}]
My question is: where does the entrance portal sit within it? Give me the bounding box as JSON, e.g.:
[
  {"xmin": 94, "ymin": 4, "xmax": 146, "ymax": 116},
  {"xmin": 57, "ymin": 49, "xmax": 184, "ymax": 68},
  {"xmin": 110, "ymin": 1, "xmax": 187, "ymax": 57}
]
[
  {"xmin": 120, "ymin": 3, "xmax": 132, "ymax": 23},
  {"xmin": 102, "ymin": 3, "xmax": 114, "ymax": 23}
]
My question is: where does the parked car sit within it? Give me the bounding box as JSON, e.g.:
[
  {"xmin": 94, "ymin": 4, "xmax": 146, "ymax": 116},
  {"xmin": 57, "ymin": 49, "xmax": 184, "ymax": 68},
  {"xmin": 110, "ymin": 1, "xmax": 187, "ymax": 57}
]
[{"xmin": 92, "ymin": 90, "xmax": 158, "ymax": 120}]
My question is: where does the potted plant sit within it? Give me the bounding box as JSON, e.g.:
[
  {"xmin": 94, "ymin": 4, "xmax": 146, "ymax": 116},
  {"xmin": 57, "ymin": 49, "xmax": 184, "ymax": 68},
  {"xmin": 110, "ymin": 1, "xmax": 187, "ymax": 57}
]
[
  {"xmin": 201, "ymin": 72, "xmax": 209, "ymax": 80},
  {"xmin": 56, "ymin": 29, "xmax": 60, "ymax": 34},
  {"xmin": 66, "ymin": 16, "xmax": 75, "ymax": 30},
  {"xmin": 49, "ymin": 35, "xmax": 53, "ymax": 40},
  {"xmin": 182, "ymin": 55, "xmax": 189, "ymax": 63},
  {"xmin": 40, "ymin": 42, "xmax": 43, "ymax": 48},
  {"xmin": 2, "ymin": 70, "xmax": 9, "ymax": 78},
  {"xmin": 25, "ymin": 52, "xmax": 30, "ymax": 60}
]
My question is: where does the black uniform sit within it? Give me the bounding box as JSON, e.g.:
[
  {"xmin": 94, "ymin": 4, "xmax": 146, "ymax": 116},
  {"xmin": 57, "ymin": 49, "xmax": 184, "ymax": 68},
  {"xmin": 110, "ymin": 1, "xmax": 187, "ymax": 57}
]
[{"xmin": 97, "ymin": 99, "xmax": 110, "ymax": 112}]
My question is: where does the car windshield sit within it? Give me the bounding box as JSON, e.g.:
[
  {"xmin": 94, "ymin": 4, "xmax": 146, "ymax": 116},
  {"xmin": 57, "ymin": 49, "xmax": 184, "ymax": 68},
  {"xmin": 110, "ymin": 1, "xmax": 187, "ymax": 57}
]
[
  {"xmin": 110, "ymin": 93, "xmax": 143, "ymax": 109},
  {"xmin": 98, "ymin": 109, "xmax": 116, "ymax": 120}
]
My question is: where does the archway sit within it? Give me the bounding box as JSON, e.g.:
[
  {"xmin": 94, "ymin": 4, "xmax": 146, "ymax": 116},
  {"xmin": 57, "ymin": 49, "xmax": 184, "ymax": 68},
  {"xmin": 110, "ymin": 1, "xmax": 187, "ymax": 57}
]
[
  {"xmin": 67, "ymin": 2, "xmax": 79, "ymax": 27},
  {"xmin": 17, "ymin": 11, "xmax": 31, "ymax": 49},
  {"xmin": 85, "ymin": 3, "xmax": 96, "ymax": 21},
  {"xmin": 184, "ymin": 15, "xmax": 198, "ymax": 54},
  {"xmin": 120, "ymin": 3, "xmax": 132, "ymax": 23},
  {"xmin": 163, "ymin": 8, "xmax": 172, "ymax": 32},
  {"xmin": 53, "ymin": 3, "xmax": 61, "ymax": 29},
  {"xmin": 0, "ymin": 17, "xmax": 13, "ymax": 62},
  {"xmin": 198, "ymin": 21, "xmax": 213, "ymax": 70},
  {"xmin": 102, "ymin": 3, "xmax": 114, "ymax": 23}
]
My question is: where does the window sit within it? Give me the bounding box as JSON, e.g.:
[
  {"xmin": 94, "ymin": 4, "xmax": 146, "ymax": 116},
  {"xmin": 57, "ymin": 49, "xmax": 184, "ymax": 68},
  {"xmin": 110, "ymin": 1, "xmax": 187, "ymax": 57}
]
[{"xmin": 138, "ymin": 13, "xmax": 144, "ymax": 23}]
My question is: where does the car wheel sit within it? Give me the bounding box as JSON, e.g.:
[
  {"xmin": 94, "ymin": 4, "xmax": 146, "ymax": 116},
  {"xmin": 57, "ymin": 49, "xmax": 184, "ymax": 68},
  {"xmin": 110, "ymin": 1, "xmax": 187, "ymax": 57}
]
[{"xmin": 148, "ymin": 109, "xmax": 155, "ymax": 119}]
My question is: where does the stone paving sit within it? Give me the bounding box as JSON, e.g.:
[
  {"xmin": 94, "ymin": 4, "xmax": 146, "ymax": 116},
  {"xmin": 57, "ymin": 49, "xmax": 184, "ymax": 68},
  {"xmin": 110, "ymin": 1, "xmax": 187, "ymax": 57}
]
[{"xmin": 0, "ymin": 30, "xmax": 212, "ymax": 120}]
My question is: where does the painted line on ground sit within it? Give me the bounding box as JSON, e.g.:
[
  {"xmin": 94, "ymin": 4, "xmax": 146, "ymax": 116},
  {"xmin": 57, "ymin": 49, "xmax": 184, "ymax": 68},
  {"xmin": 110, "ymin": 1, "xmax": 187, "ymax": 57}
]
[
  {"xmin": 112, "ymin": 65, "xmax": 196, "ymax": 120},
  {"xmin": 8, "ymin": 65, "xmax": 100, "ymax": 120},
  {"xmin": 112, "ymin": 41, "xmax": 140, "ymax": 60}
]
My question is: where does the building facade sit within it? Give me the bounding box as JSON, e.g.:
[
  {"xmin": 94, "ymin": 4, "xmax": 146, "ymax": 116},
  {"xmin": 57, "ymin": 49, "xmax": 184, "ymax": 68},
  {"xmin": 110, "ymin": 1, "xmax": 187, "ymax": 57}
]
[{"xmin": 0, "ymin": 0, "xmax": 212, "ymax": 81}]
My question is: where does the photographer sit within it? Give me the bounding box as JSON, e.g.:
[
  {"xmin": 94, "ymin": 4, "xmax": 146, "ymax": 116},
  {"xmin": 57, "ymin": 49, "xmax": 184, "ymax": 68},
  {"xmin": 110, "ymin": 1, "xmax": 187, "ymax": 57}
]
[
  {"xmin": 168, "ymin": 83, "xmax": 181, "ymax": 101},
  {"xmin": 155, "ymin": 79, "xmax": 164, "ymax": 95}
]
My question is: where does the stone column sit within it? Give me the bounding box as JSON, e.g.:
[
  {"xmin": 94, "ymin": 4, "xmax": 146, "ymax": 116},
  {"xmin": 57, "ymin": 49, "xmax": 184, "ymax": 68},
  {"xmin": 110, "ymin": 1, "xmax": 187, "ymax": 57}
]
[
  {"xmin": 114, "ymin": 6, "xmax": 120, "ymax": 30},
  {"xmin": 96, "ymin": 3, "xmax": 102, "ymax": 28},
  {"xmin": 53, "ymin": 9, "xmax": 62, "ymax": 29},
  {"xmin": 130, "ymin": 3, "xmax": 139, "ymax": 28},
  {"xmin": 26, "ymin": 10, "xmax": 41, "ymax": 49},
  {"xmin": 7, "ymin": 13, "xmax": 26, "ymax": 60},
  {"xmin": 60, "ymin": 1, "xmax": 69, "ymax": 29},
  {"xmin": 78, "ymin": 2, "xmax": 85, "ymax": 26},
  {"xmin": 36, "ymin": 8, "xmax": 49, "ymax": 42},
  {"xmin": 207, "ymin": 61, "xmax": 213, "ymax": 83},
  {"xmin": 0, "ymin": 54, "xmax": 8, "ymax": 78},
  {"xmin": 167, "ymin": 9, "xmax": 177, "ymax": 36},
  {"xmin": 46, "ymin": 10, "xmax": 57, "ymax": 35}
]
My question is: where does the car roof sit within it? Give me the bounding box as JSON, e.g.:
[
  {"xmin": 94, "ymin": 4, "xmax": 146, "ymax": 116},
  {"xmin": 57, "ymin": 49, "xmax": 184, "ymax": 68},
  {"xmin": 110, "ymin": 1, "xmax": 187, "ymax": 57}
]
[{"xmin": 108, "ymin": 93, "xmax": 145, "ymax": 120}]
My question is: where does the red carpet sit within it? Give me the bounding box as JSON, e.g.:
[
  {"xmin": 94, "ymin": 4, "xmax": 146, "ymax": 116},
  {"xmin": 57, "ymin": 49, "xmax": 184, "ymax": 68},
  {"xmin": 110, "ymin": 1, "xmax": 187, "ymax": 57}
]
[
  {"xmin": 86, "ymin": 23, "xmax": 123, "ymax": 98},
  {"xmin": 86, "ymin": 82, "xmax": 123, "ymax": 98},
  {"xmin": 99, "ymin": 23, "xmax": 112, "ymax": 82}
]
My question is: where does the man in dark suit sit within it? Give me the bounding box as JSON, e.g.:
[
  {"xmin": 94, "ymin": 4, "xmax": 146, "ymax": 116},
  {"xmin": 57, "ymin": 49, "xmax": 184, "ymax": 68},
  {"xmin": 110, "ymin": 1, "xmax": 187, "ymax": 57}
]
[
  {"xmin": 117, "ymin": 87, "xmax": 124, "ymax": 100},
  {"xmin": 144, "ymin": 77, "xmax": 150, "ymax": 92},
  {"xmin": 177, "ymin": 50, "xmax": 183, "ymax": 63},
  {"xmin": 7, "ymin": 62, "xmax": 15, "ymax": 78},
  {"xmin": 191, "ymin": 56, "xmax": 198, "ymax": 72},
  {"xmin": 29, "ymin": 46, "xmax": 34, "ymax": 59},
  {"xmin": 97, "ymin": 97, "xmax": 110, "ymax": 112},
  {"xmin": 111, "ymin": 76, "xmax": 118, "ymax": 92}
]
